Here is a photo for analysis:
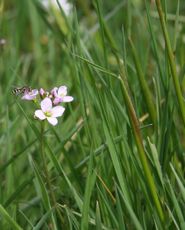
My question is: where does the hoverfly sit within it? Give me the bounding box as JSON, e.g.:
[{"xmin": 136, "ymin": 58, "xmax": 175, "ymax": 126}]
[{"xmin": 12, "ymin": 86, "xmax": 31, "ymax": 96}]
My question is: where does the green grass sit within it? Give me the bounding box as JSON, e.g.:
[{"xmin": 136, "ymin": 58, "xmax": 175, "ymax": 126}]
[{"xmin": 0, "ymin": 0, "xmax": 185, "ymax": 229}]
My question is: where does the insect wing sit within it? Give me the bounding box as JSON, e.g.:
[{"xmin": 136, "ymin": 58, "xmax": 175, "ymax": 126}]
[
  {"xmin": 12, "ymin": 86, "xmax": 31, "ymax": 96},
  {"xmin": 12, "ymin": 88, "xmax": 21, "ymax": 96}
]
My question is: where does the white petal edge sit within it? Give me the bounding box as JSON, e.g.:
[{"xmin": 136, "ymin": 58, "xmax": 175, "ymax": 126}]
[
  {"xmin": 58, "ymin": 86, "xmax": 67, "ymax": 96},
  {"xmin": 63, "ymin": 96, "xmax": 74, "ymax": 102},
  {"xmin": 47, "ymin": 117, "xmax": 58, "ymax": 126},
  {"xmin": 41, "ymin": 97, "xmax": 52, "ymax": 112},
  {"xmin": 51, "ymin": 106, "xmax": 65, "ymax": 117},
  {"xmin": 35, "ymin": 110, "xmax": 46, "ymax": 120}
]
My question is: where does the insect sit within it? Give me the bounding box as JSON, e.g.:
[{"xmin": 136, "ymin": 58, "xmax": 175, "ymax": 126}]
[{"xmin": 12, "ymin": 86, "xmax": 31, "ymax": 96}]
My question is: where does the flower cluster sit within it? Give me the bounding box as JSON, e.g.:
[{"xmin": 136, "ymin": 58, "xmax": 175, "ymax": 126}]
[{"xmin": 21, "ymin": 86, "xmax": 73, "ymax": 126}]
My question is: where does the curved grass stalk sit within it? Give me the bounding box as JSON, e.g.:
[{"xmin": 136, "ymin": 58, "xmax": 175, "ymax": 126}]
[
  {"xmin": 129, "ymin": 38, "xmax": 157, "ymax": 128},
  {"xmin": 119, "ymin": 76, "xmax": 165, "ymax": 223},
  {"xmin": 155, "ymin": 0, "xmax": 185, "ymax": 127}
]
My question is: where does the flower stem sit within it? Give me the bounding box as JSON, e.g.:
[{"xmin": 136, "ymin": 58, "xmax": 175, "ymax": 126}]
[{"xmin": 40, "ymin": 122, "xmax": 64, "ymax": 225}]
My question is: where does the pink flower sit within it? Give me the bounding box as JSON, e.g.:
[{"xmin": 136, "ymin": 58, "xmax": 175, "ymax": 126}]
[
  {"xmin": 51, "ymin": 87, "xmax": 58, "ymax": 96},
  {"xmin": 39, "ymin": 88, "xmax": 45, "ymax": 96},
  {"xmin": 22, "ymin": 89, "xmax": 38, "ymax": 100},
  {"xmin": 34, "ymin": 97, "xmax": 65, "ymax": 126},
  {"xmin": 39, "ymin": 88, "xmax": 51, "ymax": 97},
  {"xmin": 52, "ymin": 86, "xmax": 74, "ymax": 105}
]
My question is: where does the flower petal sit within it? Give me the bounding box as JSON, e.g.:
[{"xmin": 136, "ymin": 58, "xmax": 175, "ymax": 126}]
[
  {"xmin": 51, "ymin": 87, "xmax": 58, "ymax": 97},
  {"xmin": 53, "ymin": 97, "xmax": 62, "ymax": 105},
  {"xmin": 35, "ymin": 110, "xmax": 46, "ymax": 120},
  {"xmin": 41, "ymin": 97, "xmax": 52, "ymax": 112},
  {"xmin": 21, "ymin": 94, "xmax": 35, "ymax": 100},
  {"xmin": 47, "ymin": 117, "xmax": 58, "ymax": 126},
  {"xmin": 39, "ymin": 88, "xmax": 45, "ymax": 96},
  {"xmin": 32, "ymin": 89, "xmax": 39, "ymax": 95},
  {"xmin": 51, "ymin": 106, "xmax": 65, "ymax": 117},
  {"xmin": 62, "ymin": 96, "xmax": 74, "ymax": 102},
  {"xmin": 21, "ymin": 89, "xmax": 38, "ymax": 100},
  {"xmin": 58, "ymin": 86, "xmax": 67, "ymax": 96}
]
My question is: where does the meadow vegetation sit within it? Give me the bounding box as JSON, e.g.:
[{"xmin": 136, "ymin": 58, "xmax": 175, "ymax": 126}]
[{"xmin": 0, "ymin": 0, "xmax": 185, "ymax": 229}]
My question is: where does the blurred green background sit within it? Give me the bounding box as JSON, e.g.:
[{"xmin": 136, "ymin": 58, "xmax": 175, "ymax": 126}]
[{"xmin": 0, "ymin": 0, "xmax": 185, "ymax": 229}]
